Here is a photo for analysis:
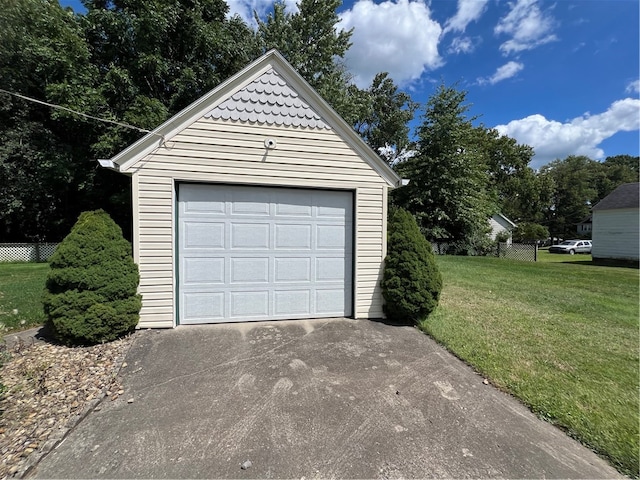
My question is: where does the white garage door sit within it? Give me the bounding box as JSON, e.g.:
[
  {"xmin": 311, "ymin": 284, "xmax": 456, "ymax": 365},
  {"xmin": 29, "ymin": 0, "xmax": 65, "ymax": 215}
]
[{"xmin": 178, "ymin": 184, "xmax": 353, "ymax": 324}]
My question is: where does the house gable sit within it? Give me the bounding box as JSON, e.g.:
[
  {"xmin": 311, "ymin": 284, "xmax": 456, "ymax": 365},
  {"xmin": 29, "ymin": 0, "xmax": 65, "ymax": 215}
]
[{"xmin": 109, "ymin": 50, "xmax": 400, "ymax": 187}]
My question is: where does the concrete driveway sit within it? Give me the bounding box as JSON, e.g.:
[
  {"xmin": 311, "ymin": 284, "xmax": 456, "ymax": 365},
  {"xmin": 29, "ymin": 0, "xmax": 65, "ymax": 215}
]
[{"xmin": 31, "ymin": 318, "xmax": 619, "ymax": 479}]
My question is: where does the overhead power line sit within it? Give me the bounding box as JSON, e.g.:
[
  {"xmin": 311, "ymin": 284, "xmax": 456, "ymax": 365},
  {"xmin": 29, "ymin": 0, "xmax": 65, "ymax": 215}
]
[{"xmin": 0, "ymin": 88, "xmax": 164, "ymax": 141}]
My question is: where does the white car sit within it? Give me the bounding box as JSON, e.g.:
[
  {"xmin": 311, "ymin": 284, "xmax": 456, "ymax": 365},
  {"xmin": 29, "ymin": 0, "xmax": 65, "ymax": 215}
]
[{"xmin": 548, "ymin": 240, "xmax": 592, "ymax": 255}]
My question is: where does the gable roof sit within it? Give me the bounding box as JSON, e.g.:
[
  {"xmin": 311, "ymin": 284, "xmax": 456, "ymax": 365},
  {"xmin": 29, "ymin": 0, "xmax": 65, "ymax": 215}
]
[
  {"xmin": 492, "ymin": 213, "xmax": 517, "ymax": 228},
  {"xmin": 105, "ymin": 49, "xmax": 402, "ymax": 187},
  {"xmin": 592, "ymin": 183, "xmax": 639, "ymax": 211}
]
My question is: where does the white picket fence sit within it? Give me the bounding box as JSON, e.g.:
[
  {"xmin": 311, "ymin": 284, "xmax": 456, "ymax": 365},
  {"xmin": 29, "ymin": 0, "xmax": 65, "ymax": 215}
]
[{"xmin": 0, "ymin": 243, "xmax": 59, "ymax": 262}]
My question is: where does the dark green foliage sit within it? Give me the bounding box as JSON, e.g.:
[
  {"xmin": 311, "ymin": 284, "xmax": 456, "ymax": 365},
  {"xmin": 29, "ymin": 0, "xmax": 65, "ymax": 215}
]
[
  {"xmin": 393, "ymin": 84, "xmax": 497, "ymax": 244},
  {"xmin": 43, "ymin": 210, "xmax": 141, "ymax": 345},
  {"xmin": 512, "ymin": 222, "xmax": 549, "ymax": 242},
  {"xmin": 447, "ymin": 231, "xmax": 496, "ymax": 256},
  {"xmin": 381, "ymin": 207, "xmax": 442, "ymax": 324}
]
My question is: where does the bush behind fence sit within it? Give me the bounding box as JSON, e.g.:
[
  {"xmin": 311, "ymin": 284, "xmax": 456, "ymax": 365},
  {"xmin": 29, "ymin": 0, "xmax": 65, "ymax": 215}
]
[{"xmin": 0, "ymin": 243, "xmax": 59, "ymax": 263}]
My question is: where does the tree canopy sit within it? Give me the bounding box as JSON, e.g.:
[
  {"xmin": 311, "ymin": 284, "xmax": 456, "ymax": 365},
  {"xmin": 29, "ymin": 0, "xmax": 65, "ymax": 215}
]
[
  {"xmin": 0, "ymin": 0, "xmax": 636, "ymax": 246},
  {"xmin": 393, "ymin": 84, "xmax": 497, "ymax": 248}
]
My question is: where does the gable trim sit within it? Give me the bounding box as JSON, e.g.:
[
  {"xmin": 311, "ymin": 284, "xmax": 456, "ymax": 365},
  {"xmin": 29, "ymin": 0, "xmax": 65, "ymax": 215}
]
[{"xmin": 108, "ymin": 50, "xmax": 401, "ymax": 187}]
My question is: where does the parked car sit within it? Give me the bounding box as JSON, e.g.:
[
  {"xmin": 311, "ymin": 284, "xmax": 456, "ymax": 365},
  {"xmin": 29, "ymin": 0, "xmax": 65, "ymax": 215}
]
[{"xmin": 548, "ymin": 240, "xmax": 592, "ymax": 255}]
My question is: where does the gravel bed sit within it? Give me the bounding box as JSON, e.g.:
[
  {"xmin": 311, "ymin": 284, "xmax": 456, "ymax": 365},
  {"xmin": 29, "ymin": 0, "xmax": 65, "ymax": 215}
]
[{"xmin": 0, "ymin": 334, "xmax": 135, "ymax": 478}]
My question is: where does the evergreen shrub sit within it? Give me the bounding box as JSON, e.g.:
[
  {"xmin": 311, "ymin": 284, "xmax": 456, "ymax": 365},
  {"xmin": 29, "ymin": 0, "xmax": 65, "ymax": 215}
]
[
  {"xmin": 43, "ymin": 210, "xmax": 141, "ymax": 345},
  {"xmin": 381, "ymin": 207, "xmax": 442, "ymax": 324}
]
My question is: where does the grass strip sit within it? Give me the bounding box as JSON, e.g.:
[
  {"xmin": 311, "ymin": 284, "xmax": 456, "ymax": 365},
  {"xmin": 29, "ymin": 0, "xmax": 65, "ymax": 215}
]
[{"xmin": 0, "ymin": 263, "xmax": 49, "ymax": 332}]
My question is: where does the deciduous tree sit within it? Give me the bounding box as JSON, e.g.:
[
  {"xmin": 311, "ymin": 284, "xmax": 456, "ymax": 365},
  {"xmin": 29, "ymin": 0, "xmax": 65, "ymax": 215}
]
[{"xmin": 393, "ymin": 84, "xmax": 497, "ymax": 248}]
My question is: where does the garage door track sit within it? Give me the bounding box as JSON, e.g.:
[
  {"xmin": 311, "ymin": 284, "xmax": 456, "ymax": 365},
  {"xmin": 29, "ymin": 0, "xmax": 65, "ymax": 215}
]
[{"xmin": 31, "ymin": 319, "xmax": 620, "ymax": 478}]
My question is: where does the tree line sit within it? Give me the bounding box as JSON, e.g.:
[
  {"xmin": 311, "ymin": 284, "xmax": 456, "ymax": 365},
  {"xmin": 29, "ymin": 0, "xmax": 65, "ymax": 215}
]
[{"xmin": 1, "ymin": 0, "xmax": 637, "ymax": 246}]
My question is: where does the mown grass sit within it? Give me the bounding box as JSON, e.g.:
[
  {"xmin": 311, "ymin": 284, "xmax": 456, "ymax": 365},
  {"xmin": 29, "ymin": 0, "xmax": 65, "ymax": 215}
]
[
  {"xmin": 537, "ymin": 248, "xmax": 593, "ymax": 264},
  {"xmin": 0, "ymin": 263, "xmax": 49, "ymax": 332},
  {"xmin": 420, "ymin": 255, "xmax": 639, "ymax": 476}
]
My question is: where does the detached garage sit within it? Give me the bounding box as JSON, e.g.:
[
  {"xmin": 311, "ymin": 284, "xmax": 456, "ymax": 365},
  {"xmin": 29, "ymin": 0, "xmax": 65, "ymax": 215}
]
[{"xmin": 100, "ymin": 50, "xmax": 403, "ymax": 328}]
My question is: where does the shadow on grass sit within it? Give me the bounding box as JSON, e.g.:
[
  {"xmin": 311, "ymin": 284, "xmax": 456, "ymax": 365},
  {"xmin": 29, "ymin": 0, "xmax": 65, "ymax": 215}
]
[{"xmin": 562, "ymin": 260, "xmax": 640, "ymax": 269}]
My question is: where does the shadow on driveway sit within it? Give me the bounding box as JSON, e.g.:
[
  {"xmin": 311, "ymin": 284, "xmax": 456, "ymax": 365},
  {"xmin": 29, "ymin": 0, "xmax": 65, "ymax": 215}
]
[{"xmin": 31, "ymin": 318, "xmax": 620, "ymax": 479}]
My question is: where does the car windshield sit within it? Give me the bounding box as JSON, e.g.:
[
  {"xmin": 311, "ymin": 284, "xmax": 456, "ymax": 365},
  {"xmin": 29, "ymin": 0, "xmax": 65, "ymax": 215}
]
[{"xmin": 559, "ymin": 241, "xmax": 576, "ymax": 245}]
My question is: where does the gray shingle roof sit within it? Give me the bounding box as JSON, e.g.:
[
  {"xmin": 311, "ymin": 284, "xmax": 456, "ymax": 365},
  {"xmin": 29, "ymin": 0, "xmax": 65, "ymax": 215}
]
[
  {"xmin": 592, "ymin": 182, "xmax": 639, "ymax": 211},
  {"xmin": 204, "ymin": 68, "xmax": 330, "ymax": 129}
]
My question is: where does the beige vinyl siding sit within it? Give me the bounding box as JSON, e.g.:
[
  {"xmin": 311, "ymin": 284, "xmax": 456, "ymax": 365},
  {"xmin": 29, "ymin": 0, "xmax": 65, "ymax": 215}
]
[
  {"xmin": 129, "ymin": 118, "xmax": 388, "ymax": 328},
  {"xmin": 592, "ymin": 209, "xmax": 640, "ymax": 261},
  {"xmin": 134, "ymin": 175, "xmax": 175, "ymax": 328}
]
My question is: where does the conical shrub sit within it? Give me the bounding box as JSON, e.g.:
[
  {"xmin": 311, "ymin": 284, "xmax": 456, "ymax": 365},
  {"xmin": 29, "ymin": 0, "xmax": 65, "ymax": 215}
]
[
  {"xmin": 381, "ymin": 207, "xmax": 442, "ymax": 324},
  {"xmin": 43, "ymin": 210, "xmax": 141, "ymax": 345}
]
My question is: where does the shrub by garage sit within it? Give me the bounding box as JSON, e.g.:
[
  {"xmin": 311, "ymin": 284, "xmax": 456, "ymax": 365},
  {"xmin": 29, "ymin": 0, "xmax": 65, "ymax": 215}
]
[
  {"xmin": 43, "ymin": 210, "xmax": 141, "ymax": 345},
  {"xmin": 381, "ymin": 207, "xmax": 442, "ymax": 324}
]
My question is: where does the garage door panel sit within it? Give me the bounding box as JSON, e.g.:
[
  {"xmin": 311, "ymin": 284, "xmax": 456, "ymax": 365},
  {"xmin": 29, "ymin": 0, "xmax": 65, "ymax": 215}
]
[
  {"xmin": 181, "ymin": 185, "xmax": 226, "ymax": 214},
  {"xmin": 274, "ymin": 258, "xmax": 311, "ymax": 282},
  {"xmin": 317, "ymin": 225, "xmax": 347, "ymax": 249},
  {"xmin": 230, "ymin": 223, "xmax": 270, "ymax": 249},
  {"xmin": 316, "ymin": 289, "xmax": 346, "ymax": 315},
  {"xmin": 275, "ymin": 190, "xmax": 313, "ymax": 217},
  {"xmin": 230, "ymin": 257, "xmax": 269, "ymax": 283},
  {"xmin": 183, "ymin": 292, "xmax": 224, "ymax": 322},
  {"xmin": 274, "ymin": 291, "xmax": 311, "ymax": 315},
  {"xmin": 316, "ymin": 193, "xmax": 351, "ymax": 219},
  {"xmin": 316, "ymin": 257, "xmax": 346, "ymax": 282},
  {"xmin": 179, "ymin": 184, "xmax": 352, "ymax": 323},
  {"xmin": 183, "ymin": 258, "xmax": 225, "ymax": 284},
  {"xmin": 184, "ymin": 222, "xmax": 225, "ymax": 248},
  {"xmin": 275, "ymin": 224, "xmax": 312, "ymax": 249},
  {"xmin": 275, "ymin": 204, "xmax": 312, "ymax": 217},
  {"xmin": 231, "ymin": 191, "xmax": 270, "ymax": 215},
  {"xmin": 231, "ymin": 291, "xmax": 270, "ymax": 317}
]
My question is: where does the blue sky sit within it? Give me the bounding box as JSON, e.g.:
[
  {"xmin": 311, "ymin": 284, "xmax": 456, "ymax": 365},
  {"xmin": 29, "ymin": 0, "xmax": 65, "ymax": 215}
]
[{"xmin": 61, "ymin": 0, "xmax": 640, "ymax": 169}]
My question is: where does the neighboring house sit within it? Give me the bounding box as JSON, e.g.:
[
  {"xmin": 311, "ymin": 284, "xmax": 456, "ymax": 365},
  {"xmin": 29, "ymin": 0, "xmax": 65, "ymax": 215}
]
[
  {"xmin": 576, "ymin": 215, "xmax": 592, "ymax": 236},
  {"xmin": 98, "ymin": 50, "xmax": 403, "ymax": 328},
  {"xmin": 591, "ymin": 182, "xmax": 639, "ymax": 265},
  {"xmin": 489, "ymin": 213, "xmax": 517, "ymax": 244}
]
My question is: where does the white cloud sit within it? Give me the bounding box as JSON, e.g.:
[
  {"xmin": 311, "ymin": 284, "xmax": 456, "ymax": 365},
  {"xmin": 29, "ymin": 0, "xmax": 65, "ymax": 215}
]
[
  {"xmin": 494, "ymin": 0, "xmax": 558, "ymax": 55},
  {"xmin": 225, "ymin": 0, "xmax": 297, "ymax": 26},
  {"xmin": 626, "ymin": 80, "xmax": 640, "ymax": 94},
  {"xmin": 448, "ymin": 36, "xmax": 477, "ymax": 55},
  {"xmin": 443, "ymin": 0, "xmax": 489, "ymax": 35},
  {"xmin": 338, "ymin": 0, "xmax": 443, "ymax": 88},
  {"xmin": 495, "ymin": 98, "xmax": 640, "ymax": 168},
  {"xmin": 478, "ymin": 61, "xmax": 524, "ymax": 85}
]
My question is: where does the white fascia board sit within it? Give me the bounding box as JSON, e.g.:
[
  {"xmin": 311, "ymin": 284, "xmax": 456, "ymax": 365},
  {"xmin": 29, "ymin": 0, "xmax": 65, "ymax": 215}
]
[{"xmin": 496, "ymin": 213, "xmax": 517, "ymax": 228}]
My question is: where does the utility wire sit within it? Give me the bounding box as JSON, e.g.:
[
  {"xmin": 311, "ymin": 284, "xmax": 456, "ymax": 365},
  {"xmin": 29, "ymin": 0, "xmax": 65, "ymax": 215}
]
[{"xmin": 0, "ymin": 87, "xmax": 165, "ymax": 141}]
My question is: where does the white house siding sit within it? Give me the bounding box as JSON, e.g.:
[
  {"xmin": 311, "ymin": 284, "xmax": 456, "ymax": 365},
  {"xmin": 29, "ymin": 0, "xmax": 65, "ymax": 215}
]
[
  {"xmin": 489, "ymin": 214, "xmax": 514, "ymax": 244},
  {"xmin": 489, "ymin": 216, "xmax": 505, "ymax": 240},
  {"xmin": 591, "ymin": 208, "xmax": 640, "ymax": 261},
  {"xmin": 129, "ymin": 118, "xmax": 388, "ymax": 328}
]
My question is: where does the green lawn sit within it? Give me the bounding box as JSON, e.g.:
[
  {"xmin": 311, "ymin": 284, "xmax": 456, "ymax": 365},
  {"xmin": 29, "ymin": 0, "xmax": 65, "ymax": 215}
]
[
  {"xmin": 421, "ymin": 255, "xmax": 639, "ymax": 476},
  {"xmin": 537, "ymin": 248, "xmax": 594, "ymax": 264},
  {"xmin": 0, "ymin": 263, "xmax": 49, "ymax": 332}
]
